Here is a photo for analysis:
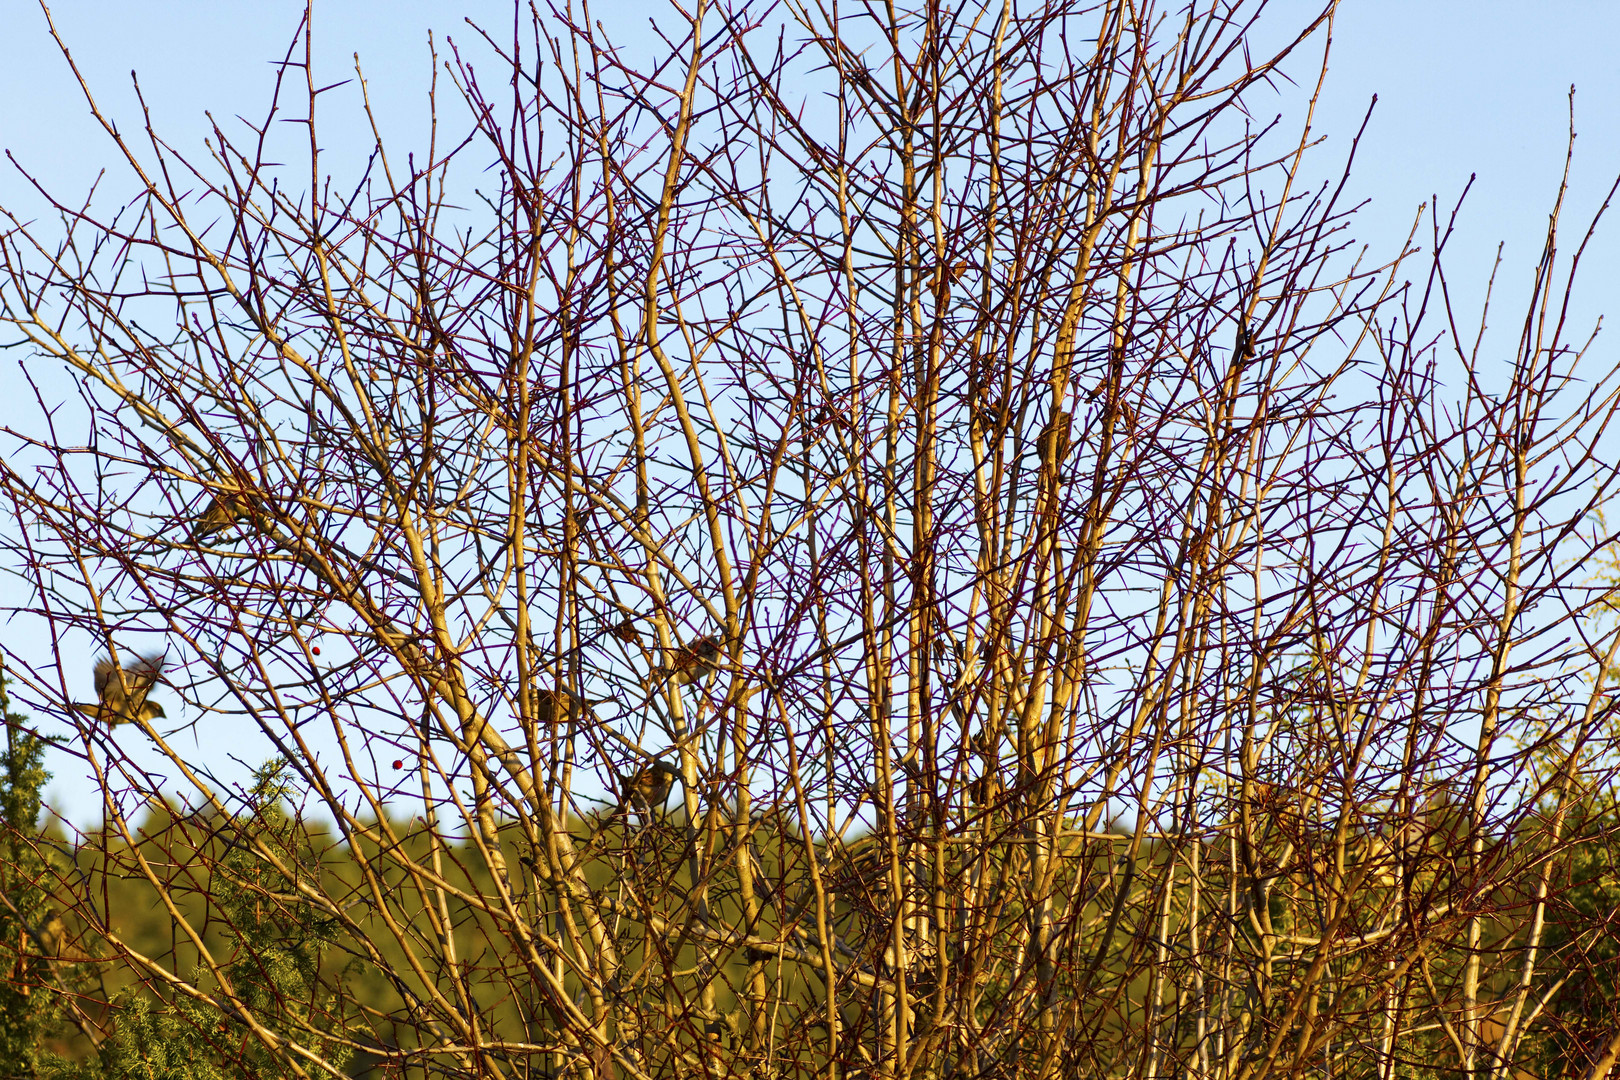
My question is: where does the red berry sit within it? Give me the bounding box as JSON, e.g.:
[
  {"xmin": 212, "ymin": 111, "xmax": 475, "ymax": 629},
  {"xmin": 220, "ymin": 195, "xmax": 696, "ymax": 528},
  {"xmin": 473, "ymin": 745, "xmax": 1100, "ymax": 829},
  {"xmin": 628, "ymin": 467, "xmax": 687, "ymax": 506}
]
[
  {"xmin": 392, "ymin": 759, "xmax": 404, "ymax": 770},
  {"xmin": 312, "ymin": 646, "xmax": 322, "ymax": 655}
]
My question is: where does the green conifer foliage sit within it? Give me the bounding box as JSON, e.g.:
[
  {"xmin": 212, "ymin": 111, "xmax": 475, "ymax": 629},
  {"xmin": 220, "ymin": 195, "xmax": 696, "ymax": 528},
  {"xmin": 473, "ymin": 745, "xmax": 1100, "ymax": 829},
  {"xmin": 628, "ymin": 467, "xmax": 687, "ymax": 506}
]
[{"xmin": 0, "ymin": 671, "xmax": 65, "ymax": 1078}]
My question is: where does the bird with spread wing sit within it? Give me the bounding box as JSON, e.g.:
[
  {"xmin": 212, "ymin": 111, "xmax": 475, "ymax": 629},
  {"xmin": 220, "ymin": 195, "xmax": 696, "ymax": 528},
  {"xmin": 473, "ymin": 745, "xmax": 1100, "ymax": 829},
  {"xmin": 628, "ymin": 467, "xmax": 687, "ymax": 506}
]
[{"xmin": 73, "ymin": 654, "xmax": 167, "ymax": 726}]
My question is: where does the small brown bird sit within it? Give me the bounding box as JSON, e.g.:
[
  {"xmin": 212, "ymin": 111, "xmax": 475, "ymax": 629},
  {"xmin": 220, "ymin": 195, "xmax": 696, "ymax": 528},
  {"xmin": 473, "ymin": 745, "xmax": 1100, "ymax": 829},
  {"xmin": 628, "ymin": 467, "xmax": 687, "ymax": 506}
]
[
  {"xmin": 524, "ymin": 685, "xmax": 610, "ymax": 724},
  {"xmin": 1037, "ymin": 410, "xmax": 1072, "ymax": 467},
  {"xmin": 665, "ymin": 636, "xmax": 724, "ymax": 686},
  {"xmin": 34, "ymin": 908, "xmax": 67, "ymax": 959},
  {"xmin": 190, "ymin": 490, "xmax": 253, "ymax": 542},
  {"xmin": 74, "ymin": 654, "xmax": 167, "ymax": 726},
  {"xmin": 1235, "ymin": 323, "xmax": 1259, "ymax": 361},
  {"xmin": 924, "ymin": 261, "xmax": 976, "ymax": 290},
  {"xmin": 621, "ymin": 760, "xmax": 680, "ymax": 817}
]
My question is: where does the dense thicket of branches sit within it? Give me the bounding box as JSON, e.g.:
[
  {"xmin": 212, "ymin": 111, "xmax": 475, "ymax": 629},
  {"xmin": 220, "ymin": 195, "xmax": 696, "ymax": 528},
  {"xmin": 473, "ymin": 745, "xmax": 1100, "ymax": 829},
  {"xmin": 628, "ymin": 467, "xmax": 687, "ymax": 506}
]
[{"xmin": 4, "ymin": 1, "xmax": 1620, "ymax": 1077}]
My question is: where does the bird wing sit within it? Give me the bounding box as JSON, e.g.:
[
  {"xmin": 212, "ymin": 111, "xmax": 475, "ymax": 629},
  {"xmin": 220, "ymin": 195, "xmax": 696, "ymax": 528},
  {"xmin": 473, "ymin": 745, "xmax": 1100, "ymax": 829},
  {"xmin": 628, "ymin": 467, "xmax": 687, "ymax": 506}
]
[
  {"xmin": 92, "ymin": 653, "xmax": 165, "ymax": 701},
  {"xmin": 91, "ymin": 656, "xmax": 117, "ymax": 699},
  {"xmin": 126, "ymin": 653, "xmax": 165, "ymax": 694}
]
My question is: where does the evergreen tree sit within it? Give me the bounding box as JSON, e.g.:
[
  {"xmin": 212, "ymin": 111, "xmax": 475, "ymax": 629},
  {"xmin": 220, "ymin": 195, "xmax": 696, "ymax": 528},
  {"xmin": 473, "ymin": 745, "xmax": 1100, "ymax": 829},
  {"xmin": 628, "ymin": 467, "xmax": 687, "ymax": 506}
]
[{"xmin": 0, "ymin": 670, "xmax": 70, "ymax": 1077}]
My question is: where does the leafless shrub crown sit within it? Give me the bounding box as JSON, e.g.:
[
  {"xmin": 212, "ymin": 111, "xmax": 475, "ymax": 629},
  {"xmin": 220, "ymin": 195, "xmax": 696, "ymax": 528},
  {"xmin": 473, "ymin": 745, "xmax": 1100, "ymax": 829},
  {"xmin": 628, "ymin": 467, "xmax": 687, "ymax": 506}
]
[{"xmin": 4, "ymin": 2, "xmax": 1620, "ymax": 1078}]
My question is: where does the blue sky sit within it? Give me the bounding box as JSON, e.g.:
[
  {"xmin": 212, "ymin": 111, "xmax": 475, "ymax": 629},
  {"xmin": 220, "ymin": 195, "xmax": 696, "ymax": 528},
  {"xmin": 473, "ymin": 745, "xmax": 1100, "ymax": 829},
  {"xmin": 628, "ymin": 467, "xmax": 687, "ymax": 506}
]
[
  {"xmin": 3, "ymin": 0, "xmax": 1615, "ymax": 396},
  {"xmin": 2, "ymin": 0, "xmax": 1618, "ymax": 819},
  {"xmin": 3, "ymin": 1, "xmax": 1616, "ymax": 280}
]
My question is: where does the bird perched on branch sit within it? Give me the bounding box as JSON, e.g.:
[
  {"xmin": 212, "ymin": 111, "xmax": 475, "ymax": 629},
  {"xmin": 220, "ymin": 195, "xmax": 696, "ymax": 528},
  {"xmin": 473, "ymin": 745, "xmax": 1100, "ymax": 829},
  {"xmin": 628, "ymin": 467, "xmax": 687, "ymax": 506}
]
[
  {"xmin": 190, "ymin": 490, "xmax": 254, "ymax": 543},
  {"xmin": 653, "ymin": 635, "xmax": 725, "ymax": 686},
  {"xmin": 74, "ymin": 654, "xmax": 167, "ymax": 726},
  {"xmin": 1234, "ymin": 322, "xmax": 1259, "ymax": 362},
  {"xmin": 524, "ymin": 684, "xmax": 611, "ymax": 725},
  {"xmin": 620, "ymin": 760, "xmax": 680, "ymax": 818},
  {"xmin": 1037, "ymin": 409, "xmax": 1072, "ymax": 467}
]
